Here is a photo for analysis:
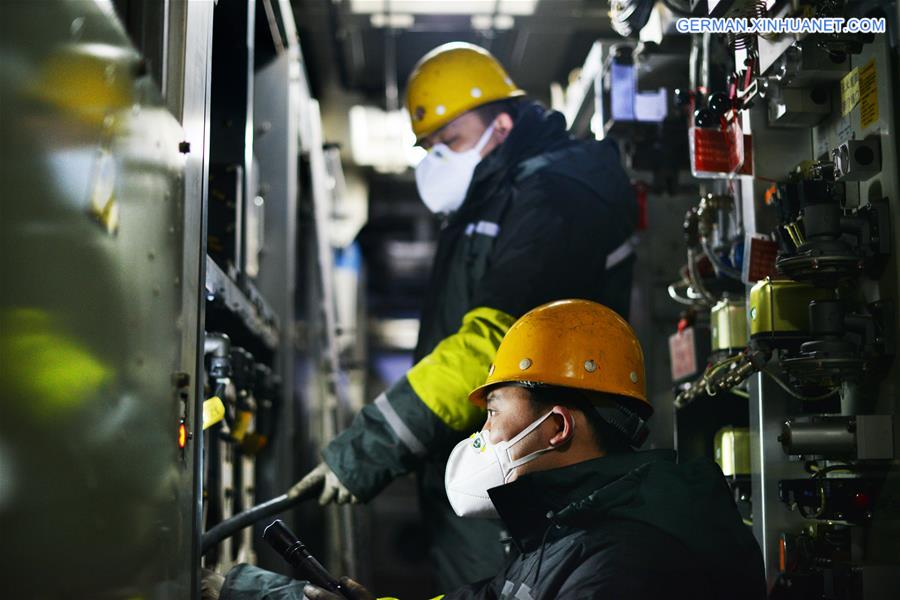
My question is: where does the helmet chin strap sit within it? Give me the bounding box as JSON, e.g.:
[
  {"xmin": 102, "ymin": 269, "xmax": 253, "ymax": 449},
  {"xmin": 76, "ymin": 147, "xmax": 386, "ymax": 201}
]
[
  {"xmin": 592, "ymin": 404, "xmax": 649, "ymax": 448},
  {"xmin": 504, "ymin": 381, "xmax": 647, "ymax": 448}
]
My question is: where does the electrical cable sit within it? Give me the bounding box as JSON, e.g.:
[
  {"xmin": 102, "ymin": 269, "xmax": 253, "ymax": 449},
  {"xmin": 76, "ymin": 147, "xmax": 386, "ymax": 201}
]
[
  {"xmin": 797, "ymin": 478, "xmax": 828, "ymax": 519},
  {"xmin": 796, "ymin": 463, "xmax": 862, "ymax": 519},
  {"xmin": 686, "ymin": 247, "xmax": 717, "ymax": 305},
  {"xmin": 676, "ymin": 352, "xmax": 753, "ymax": 406},
  {"xmin": 667, "ymin": 282, "xmax": 696, "ymax": 305},
  {"xmin": 701, "ymin": 354, "xmax": 743, "ymax": 397},
  {"xmin": 662, "ymin": 0, "xmax": 693, "ymax": 17},
  {"xmin": 805, "ymin": 463, "xmax": 854, "ymax": 476},
  {"xmin": 705, "ymin": 353, "xmax": 743, "ymax": 377},
  {"xmin": 676, "ymin": 348, "xmax": 769, "ymax": 407},
  {"xmin": 676, "ymin": 264, "xmax": 710, "ymax": 303},
  {"xmin": 783, "ymin": 223, "xmax": 801, "ymax": 248},
  {"xmin": 201, "ymin": 483, "xmax": 322, "ymax": 554},
  {"xmin": 762, "ymin": 368, "xmax": 840, "ymax": 401},
  {"xmin": 701, "ymin": 238, "xmax": 743, "ymax": 280},
  {"xmin": 686, "ymin": 287, "xmax": 705, "ymax": 300}
]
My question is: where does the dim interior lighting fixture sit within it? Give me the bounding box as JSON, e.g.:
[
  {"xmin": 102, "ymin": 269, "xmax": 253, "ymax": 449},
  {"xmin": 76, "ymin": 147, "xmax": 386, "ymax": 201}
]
[
  {"xmin": 349, "ymin": 105, "xmax": 426, "ymax": 173},
  {"xmin": 370, "ymin": 13, "xmax": 415, "ymax": 28},
  {"xmin": 349, "ymin": 0, "xmax": 538, "ymax": 15},
  {"xmin": 471, "ymin": 14, "xmax": 515, "ymax": 30}
]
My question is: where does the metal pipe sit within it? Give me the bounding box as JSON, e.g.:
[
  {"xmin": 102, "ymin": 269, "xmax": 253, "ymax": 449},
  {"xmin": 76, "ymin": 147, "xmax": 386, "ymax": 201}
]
[
  {"xmin": 780, "ymin": 416, "xmax": 856, "ymax": 456},
  {"xmin": 701, "ymin": 237, "xmax": 742, "ymax": 280},
  {"xmin": 841, "ymin": 380, "xmax": 864, "ymax": 415},
  {"xmin": 667, "ymin": 282, "xmax": 696, "ymax": 305},
  {"xmin": 686, "ymin": 247, "xmax": 717, "ymax": 305},
  {"xmin": 701, "ymin": 32, "xmax": 711, "ymax": 91},
  {"xmin": 675, "ymin": 349, "xmax": 768, "ymax": 407},
  {"xmin": 204, "ymin": 332, "xmax": 231, "ymax": 358},
  {"xmin": 689, "ymin": 32, "xmax": 701, "ymax": 91},
  {"xmin": 200, "ymin": 484, "xmax": 321, "ymax": 554}
]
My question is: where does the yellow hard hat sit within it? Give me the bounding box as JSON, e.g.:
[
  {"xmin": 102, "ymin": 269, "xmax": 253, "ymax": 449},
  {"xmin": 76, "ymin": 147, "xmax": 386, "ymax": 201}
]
[
  {"xmin": 405, "ymin": 42, "xmax": 525, "ymax": 143},
  {"xmin": 469, "ymin": 300, "xmax": 650, "ymax": 415}
]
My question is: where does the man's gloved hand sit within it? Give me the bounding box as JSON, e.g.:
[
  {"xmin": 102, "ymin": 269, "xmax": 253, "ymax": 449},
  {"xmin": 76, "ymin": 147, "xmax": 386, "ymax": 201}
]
[
  {"xmin": 303, "ymin": 577, "xmax": 376, "ymax": 600},
  {"xmin": 200, "ymin": 568, "xmax": 225, "ymax": 600},
  {"xmin": 288, "ymin": 462, "xmax": 359, "ymax": 506}
]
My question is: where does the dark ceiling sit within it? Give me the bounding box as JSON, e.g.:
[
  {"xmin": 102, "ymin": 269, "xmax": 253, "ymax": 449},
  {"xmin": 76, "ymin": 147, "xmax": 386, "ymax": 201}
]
[{"xmin": 290, "ymin": 0, "xmax": 618, "ymax": 105}]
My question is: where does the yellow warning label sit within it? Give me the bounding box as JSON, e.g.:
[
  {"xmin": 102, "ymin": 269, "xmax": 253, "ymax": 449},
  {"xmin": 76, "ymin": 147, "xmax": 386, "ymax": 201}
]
[
  {"xmin": 840, "ymin": 67, "xmax": 859, "ymax": 116},
  {"xmin": 859, "ymin": 58, "xmax": 879, "ymax": 129}
]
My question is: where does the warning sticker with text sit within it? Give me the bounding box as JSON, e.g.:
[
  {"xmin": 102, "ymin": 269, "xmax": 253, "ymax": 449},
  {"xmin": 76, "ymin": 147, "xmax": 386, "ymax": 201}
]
[
  {"xmin": 859, "ymin": 58, "xmax": 879, "ymax": 129},
  {"xmin": 840, "ymin": 66, "xmax": 860, "ymax": 116}
]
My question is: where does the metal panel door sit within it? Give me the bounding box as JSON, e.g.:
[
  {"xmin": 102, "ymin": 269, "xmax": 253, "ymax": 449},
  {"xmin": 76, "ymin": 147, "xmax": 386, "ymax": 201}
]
[{"xmin": 0, "ymin": 1, "xmax": 195, "ymax": 596}]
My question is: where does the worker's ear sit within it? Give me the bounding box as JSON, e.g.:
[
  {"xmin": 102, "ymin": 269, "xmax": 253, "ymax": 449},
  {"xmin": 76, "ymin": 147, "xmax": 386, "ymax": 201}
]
[
  {"xmin": 490, "ymin": 112, "xmax": 514, "ymax": 145},
  {"xmin": 547, "ymin": 406, "xmax": 575, "ymax": 447}
]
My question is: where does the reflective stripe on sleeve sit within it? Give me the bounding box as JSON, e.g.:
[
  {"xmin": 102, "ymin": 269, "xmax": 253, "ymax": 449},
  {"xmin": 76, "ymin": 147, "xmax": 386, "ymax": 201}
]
[{"xmin": 374, "ymin": 393, "xmax": 427, "ymax": 457}]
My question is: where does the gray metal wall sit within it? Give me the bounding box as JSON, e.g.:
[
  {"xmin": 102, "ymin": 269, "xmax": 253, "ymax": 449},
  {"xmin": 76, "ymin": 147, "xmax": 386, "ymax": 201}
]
[
  {"xmin": 745, "ymin": 31, "xmax": 900, "ymax": 589},
  {"xmin": 250, "ymin": 39, "xmax": 301, "ymax": 571}
]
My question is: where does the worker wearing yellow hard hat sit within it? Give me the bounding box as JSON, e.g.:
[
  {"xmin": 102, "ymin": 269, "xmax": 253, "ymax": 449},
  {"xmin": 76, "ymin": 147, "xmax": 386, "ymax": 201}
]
[
  {"xmin": 219, "ymin": 301, "xmax": 765, "ymax": 600},
  {"xmin": 405, "ymin": 42, "xmax": 526, "ymax": 144},
  {"xmin": 290, "ymin": 41, "xmax": 641, "ymax": 588},
  {"xmin": 468, "ymin": 298, "xmax": 650, "ymax": 410}
]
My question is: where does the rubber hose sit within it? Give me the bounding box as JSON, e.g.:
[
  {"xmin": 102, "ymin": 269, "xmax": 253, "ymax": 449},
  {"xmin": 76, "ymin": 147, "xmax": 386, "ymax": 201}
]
[{"xmin": 201, "ymin": 483, "xmax": 322, "ymax": 554}]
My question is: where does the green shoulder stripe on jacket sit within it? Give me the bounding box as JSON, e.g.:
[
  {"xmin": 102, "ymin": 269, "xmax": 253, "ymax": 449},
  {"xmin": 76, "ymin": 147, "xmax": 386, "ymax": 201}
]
[{"xmin": 407, "ymin": 306, "xmax": 516, "ymax": 432}]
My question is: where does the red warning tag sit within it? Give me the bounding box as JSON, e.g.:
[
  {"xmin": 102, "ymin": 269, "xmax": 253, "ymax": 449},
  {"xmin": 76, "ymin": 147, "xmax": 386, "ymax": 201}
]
[
  {"xmin": 746, "ymin": 235, "xmax": 778, "ymax": 283},
  {"xmin": 669, "ymin": 327, "xmax": 698, "ymax": 382}
]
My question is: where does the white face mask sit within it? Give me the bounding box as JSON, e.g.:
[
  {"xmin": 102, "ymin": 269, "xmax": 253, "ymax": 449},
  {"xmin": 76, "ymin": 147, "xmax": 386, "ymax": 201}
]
[
  {"xmin": 415, "ymin": 124, "xmax": 495, "ymax": 215},
  {"xmin": 444, "ymin": 411, "xmax": 564, "ymax": 519}
]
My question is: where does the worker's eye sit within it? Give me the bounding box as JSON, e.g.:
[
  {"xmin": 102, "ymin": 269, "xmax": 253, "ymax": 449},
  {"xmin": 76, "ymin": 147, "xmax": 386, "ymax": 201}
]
[{"xmin": 486, "ymin": 408, "xmax": 496, "ymax": 417}]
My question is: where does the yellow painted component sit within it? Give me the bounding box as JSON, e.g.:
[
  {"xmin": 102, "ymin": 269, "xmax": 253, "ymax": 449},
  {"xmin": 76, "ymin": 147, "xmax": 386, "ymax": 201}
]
[
  {"xmin": 715, "ymin": 427, "xmax": 751, "ymax": 476},
  {"xmin": 28, "ymin": 44, "xmax": 136, "ymax": 125},
  {"xmin": 0, "ymin": 308, "xmax": 112, "ymax": 417},
  {"xmin": 202, "ymin": 396, "xmax": 226, "ymax": 430},
  {"xmin": 407, "ymin": 307, "xmax": 516, "ymax": 432},
  {"xmin": 98, "ymin": 195, "xmax": 120, "ymax": 234},
  {"xmin": 791, "ymin": 222, "xmax": 806, "ymax": 245},
  {"xmin": 405, "ymin": 42, "xmax": 525, "ymax": 142},
  {"xmin": 231, "ymin": 409, "xmax": 253, "ymax": 441},
  {"xmin": 469, "ymin": 300, "xmax": 649, "ymax": 413},
  {"xmin": 88, "ymin": 148, "xmax": 119, "ymax": 235},
  {"xmin": 748, "ymin": 278, "xmax": 833, "ymax": 338},
  {"xmin": 710, "ymin": 299, "xmax": 748, "ymax": 352}
]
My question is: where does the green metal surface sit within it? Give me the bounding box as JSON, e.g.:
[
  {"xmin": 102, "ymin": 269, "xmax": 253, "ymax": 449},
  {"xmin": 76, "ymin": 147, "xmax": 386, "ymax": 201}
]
[
  {"xmin": 748, "ymin": 278, "xmax": 833, "ymax": 339},
  {"xmin": 0, "ymin": 1, "xmax": 194, "ymax": 596},
  {"xmin": 714, "ymin": 427, "xmax": 751, "ymax": 477}
]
